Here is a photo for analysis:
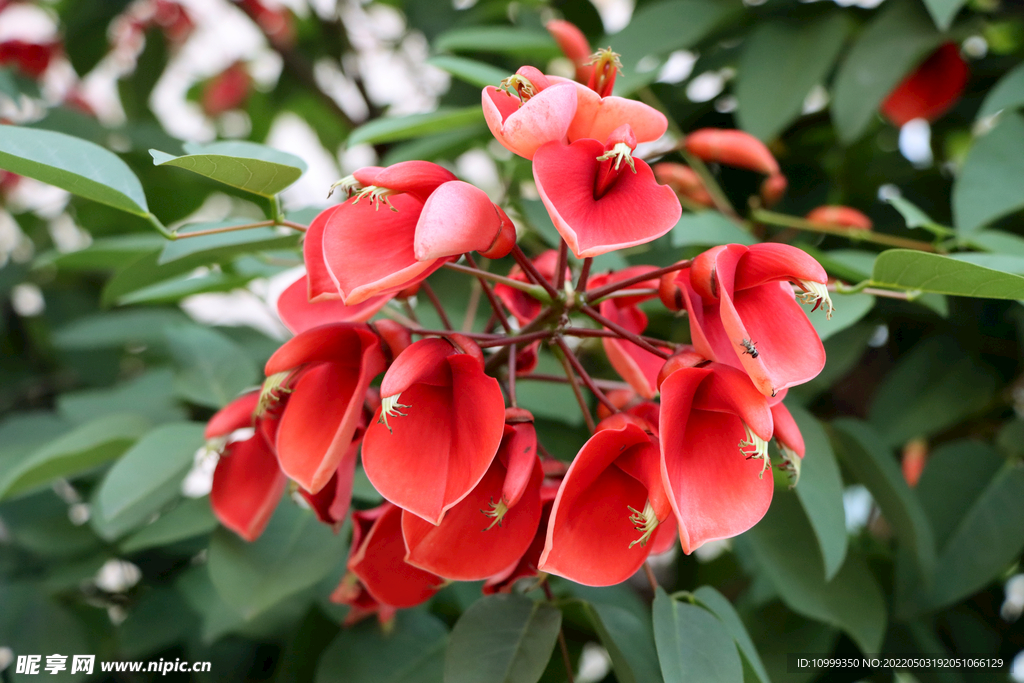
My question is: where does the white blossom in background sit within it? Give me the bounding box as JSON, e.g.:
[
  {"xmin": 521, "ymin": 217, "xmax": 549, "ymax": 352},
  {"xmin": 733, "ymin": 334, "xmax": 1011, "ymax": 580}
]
[
  {"xmin": 592, "ymin": 0, "xmax": 635, "ymax": 33},
  {"xmin": 11, "ymin": 283, "xmax": 45, "ymax": 317},
  {"xmin": 339, "ymin": 143, "xmax": 379, "ymax": 174},
  {"xmin": 899, "ymin": 118, "xmax": 933, "ymax": 167},
  {"xmin": 576, "ymin": 643, "xmax": 612, "ymax": 683},
  {"xmin": 803, "ymin": 84, "xmax": 830, "ymax": 114},
  {"xmin": 94, "ymin": 559, "xmax": 143, "ymax": 593},
  {"xmin": 266, "ymin": 113, "xmax": 342, "ymax": 208},
  {"xmin": 48, "ymin": 213, "xmax": 92, "ymax": 253},
  {"xmin": 687, "ymin": 70, "xmax": 727, "ymax": 103},
  {"xmin": 456, "ymin": 149, "xmax": 502, "ymax": 202},
  {"xmin": 182, "ymin": 443, "xmax": 227, "ymax": 498},
  {"xmin": 843, "ymin": 484, "xmax": 874, "ymax": 533},
  {"xmin": 181, "ymin": 289, "xmax": 287, "ymax": 339},
  {"xmin": 1003, "ymin": 574, "xmax": 1024, "ymax": 622},
  {"xmin": 658, "ymin": 50, "xmax": 697, "ymax": 84}
]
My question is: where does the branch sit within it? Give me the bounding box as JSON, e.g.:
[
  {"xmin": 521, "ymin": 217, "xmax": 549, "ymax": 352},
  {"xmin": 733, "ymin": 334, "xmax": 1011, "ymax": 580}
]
[
  {"xmin": 585, "ymin": 260, "xmax": 691, "ymax": 302},
  {"xmin": 443, "ymin": 261, "xmax": 550, "ymax": 300},
  {"xmin": 753, "ymin": 209, "xmax": 939, "ymax": 252},
  {"xmin": 554, "ymin": 336, "xmax": 618, "ymax": 415},
  {"xmin": 579, "ymin": 305, "xmax": 671, "ymax": 359},
  {"xmin": 511, "ymin": 245, "xmax": 560, "ymax": 299},
  {"xmin": 551, "ymin": 339, "xmax": 596, "ymax": 433}
]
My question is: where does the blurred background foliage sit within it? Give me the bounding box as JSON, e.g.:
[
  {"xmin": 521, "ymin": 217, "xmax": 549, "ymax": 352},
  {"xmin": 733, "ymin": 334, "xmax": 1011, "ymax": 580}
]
[{"xmin": 1, "ymin": 0, "xmax": 1024, "ymax": 681}]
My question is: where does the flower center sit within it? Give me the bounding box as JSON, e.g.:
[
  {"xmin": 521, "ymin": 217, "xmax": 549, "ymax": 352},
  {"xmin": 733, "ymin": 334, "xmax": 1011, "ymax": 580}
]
[
  {"xmin": 377, "ymin": 394, "xmax": 410, "ymax": 433},
  {"xmin": 481, "ymin": 497, "xmax": 509, "ymax": 530},
  {"xmin": 795, "ymin": 280, "xmax": 834, "ymax": 320},
  {"xmin": 739, "ymin": 423, "xmax": 771, "ymax": 479},
  {"xmin": 352, "ymin": 185, "xmax": 400, "ymax": 212},
  {"xmin": 779, "ymin": 444, "xmax": 801, "ymax": 488},
  {"xmin": 498, "ymin": 74, "xmax": 536, "ymax": 103},
  {"xmin": 256, "ymin": 371, "xmax": 293, "ymax": 417},
  {"xmin": 626, "ymin": 499, "xmax": 659, "ymax": 548},
  {"xmin": 586, "ymin": 47, "xmax": 622, "ymax": 97},
  {"xmin": 327, "ymin": 174, "xmax": 362, "ymax": 199},
  {"xmin": 596, "ymin": 142, "xmax": 637, "ymax": 173}
]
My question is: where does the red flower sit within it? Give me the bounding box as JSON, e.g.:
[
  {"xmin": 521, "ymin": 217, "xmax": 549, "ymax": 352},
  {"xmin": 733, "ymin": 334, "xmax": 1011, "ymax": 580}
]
[
  {"xmin": 539, "ymin": 414, "xmax": 673, "ymax": 586},
  {"xmin": 658, "ymin": 361, "xmax": 775, "ymax": 554},
  {"xmin": 483, "ymin": 481, "xmax": 559, "ymax": 594},
  {"xmin": 660, "ymin": 243, "xmax": 829, "ymax": 397},
  {"xmin": 205, "ymin": 392, "xmax": 287, "ymax": 542},
  {"xmin": 262, "ymin": 323, "xmax": 386, "ymax": 493},
  {"xmin": 553, "ymin": 70, "xmax": 668, "ymax": 145},
  {"xmin": 315, "ymin": 162, "xmax": 515, "ymax": 304},
  {"xmin": 588, "ymin": 267, "xmax": 667, "ymax": 399},
  {"xmin": 0, "ymin": 40, "xmax": 58, "ymax": 78},
  {"xmin": 276, "ymin": 274, "xmax": 391, "ymax": 334},
  {"xmin": 402, "ymin": 409, "xmax": 543, "ymax": 580},
  {"xmin": 546, "ymin": 20, "xmax": 594, "ymax": 84},
  {"xmin": 806, "ymin": 205, "xmax": 873, "ymax": 231},
  {"xmin": 653, "ymin": 163, "xmax": 715, "ymax": 208},
  {"xmin": 483, "ymin": 66, "xmax": 579, "ymax": 160},
  {"xmin": 881, "ymin": 43, "xmax": 968, "ymax": 127},
  {"xmin": 336, "ymin": 503, "xmax": 442, "ymax": 612},
  {"xmin": 202, "ymin": 61, "xmax": 252, "ymax": 117},
  {"xmin": 362, "ymin": 335, "xmax": 506, "ymax": 524},
  {"xmin": 684, "ymin": 128, "xmax": 780, "ymax": 175},
  {"xmin": 533, "ymin": 125, "xmax": 681, "ymax": 258}
]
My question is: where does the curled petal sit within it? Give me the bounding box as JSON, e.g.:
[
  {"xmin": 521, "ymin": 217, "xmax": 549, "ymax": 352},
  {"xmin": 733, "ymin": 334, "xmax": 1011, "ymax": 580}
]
[
  {"xmin": 303, "ymin": 204, "xmax": 344, "ymax": 301},
  {"xmin": 482, "ymin": 81, "xmax": 578, "ymax": 160},
  {"xmin": 370, "ymin": 161, "xmax": 458, "ymax": 202},
  {"xmin": 684, "ymin": 128, "xmax": 779, "ymax": 175},
  {"xmin": 265, "ymin": 323, "xmax": 383, "ymax": 376},
  {"xmin": 770, "ymin": 401, "xmax": 805, "ymax": 457},
  {"xmin": 299, "ymin": 438, "xmax": 360, "ymax": 527},
  {"xmin": 564, "ymin": 81, "xmax": 668, "ymax": 144},
  {"xmin": 210, "ymin": 435, "xmax": 287, "ymax": 542},
  {"xmin": 734, "ymin": 243, "xmax": 828, "ymax": 290},
  {"xmin": 881, "ymin": 43, "xmax": 968, "ymax": 126},
  {"xmin": 277, "ymin": 275, "xmax": 391, "ymax": 334},
  {"xmin": 414, "ymin": 181, "xmax": 507, "ymax": 260},
  {"xmin": 380, "ymin": 337, "xmax": 457, "ymax": 396},
  {"xmin": 205, "ymin": 391, "xmax": 259, "ymax": 439},
  {"xmin": 691, "ymin": 362, "xmax": 774, "ymax": 442}
]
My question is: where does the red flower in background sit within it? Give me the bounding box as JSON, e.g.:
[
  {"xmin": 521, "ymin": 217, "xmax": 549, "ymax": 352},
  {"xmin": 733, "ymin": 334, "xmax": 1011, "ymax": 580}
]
[
  {"xmin": 805, "ymin": 205, "xmax": 873, "ymax": 231},
  {"xmin": 546, "ymin": 20, "xmax": 594, "ymax": 84},
  {"xmin": 202, "ymin": 61, "xmax": 252, "ymax": 117},
  {"xmin": 0, "ymin": 40, "xmax": 58, "ymax": 78},
  {"xmin": 362, "ymin": 335, "xmax": 506, "ymax": 524},
  {"xmin": 881, "ymin": 43, "xmax": 968, "ymax": 127}
]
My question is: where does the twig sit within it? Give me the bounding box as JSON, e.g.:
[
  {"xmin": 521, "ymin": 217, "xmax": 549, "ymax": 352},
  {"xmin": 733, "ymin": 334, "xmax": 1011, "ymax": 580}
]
[
  {"xmin": 555, "ymin": 240, "xmax": 568, "ymax": 292},
  {"xmin": 507, "ymin": 343, "xmax": 517, "ymax": 407},
  {"xmin": 552, "ymin": 339, "xmax": 596, "ymax": 433},
  {"xmin": 575, "ymin": 257, "xmax": 593, "ymax": 292},
  {"xmin": 554, "ymin": 336, "xmax": 617, "ymax": 415},
  {"xmin": 580, "ymin": 306, "xmax": 671, "ymax": 359},
  {"xmin": 561, "ymin": 327, "xmax": 676, "ymax": 349},
  {"xmin": 515, "ymin": 373, "xmax": 632, "ymax": 392},
  {"xmin": 443, "ymin": 261, "xmax": 549, "ymax": 298},
  {"xmin": 753, "ymin": 209, "xmax": 939, "ymax": 252},
  {"xmin": 585, "ymin": 260, "xmax": 691, "ymax": 301},
  {"xmin": 476, "ymin": 330, "xmax": 552, "ymax": 348},
  {"xmin": 511, "ymin": 245, "xmax": 560, "ymax": 299},
  {"xmin": 172, "ymin": 219, "xmax": 274, "ymax": 239},
  {"xmin": 462, "ymin": 277, "xmax": 482, "ymax": 333},
  {"xmin": 465, "ymin": 254, "xmax": 514, "ymax": 334},
  {"xmin": 420, "ymin": 282, "xmax": 452, "ymax": 331},
  {"xmin": 642, "ymin": 562, "xmax": 659, "ymax": 593}
]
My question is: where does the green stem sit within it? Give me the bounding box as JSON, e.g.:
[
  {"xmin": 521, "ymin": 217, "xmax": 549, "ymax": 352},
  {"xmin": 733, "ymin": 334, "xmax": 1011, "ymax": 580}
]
[
  {"xmin": 753, "ymin": 209, "xmax": 938, "ymax": 252},
  {"xmin": 678, "ymin": 149, "xmax": 741, "ymax": 220},
  {"xmin": 146, "ymin": 213, "xmax": 175, "ymax": 239},
  {"xmin": 443, "ymin": 261, "xmax": 551, "ymax": 301}
]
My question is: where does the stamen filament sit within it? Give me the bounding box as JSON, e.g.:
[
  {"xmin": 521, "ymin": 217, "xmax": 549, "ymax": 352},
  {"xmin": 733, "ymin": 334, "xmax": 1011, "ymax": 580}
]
[
  {"xmin": 327, "ymin": 174, "xmax": 363, "ymax": 199},
  {"xmin": 256, "ymin": 371, "xmax": 294, "ymax": 417},
  {"xmin": 596, "ymin": 142, "xmax": 637, "ymax": 172},
  {"xmin": 481, "ymin": 497, "xmax": 509, "ymax": 530},
  {"xmin": 796, "ymin": 280, "xmax": 834, "ymax": 320},
  {"xmin": 353, "ymin": 185, "xmax": 399, "ymax": 212},
  {"xmin": 378, "ymin": 394, "xmax": 410, "ymax": 433},
  {"xmin": 498, "ymin": 74, "xmax": 536, "ymax": 102},
  {"xmin": 739, "ymin": 423, "xmax": 771, "ymax": 479},
  {"xmin": 626, "ymin": 499, "xmax": 659, "ymax": 548}
]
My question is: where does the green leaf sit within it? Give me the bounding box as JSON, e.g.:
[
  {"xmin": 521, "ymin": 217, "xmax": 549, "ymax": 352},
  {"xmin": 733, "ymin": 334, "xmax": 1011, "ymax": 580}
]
[
  {"xmin": 0, "ymin": 125, "xmax": 150, "ymax": 215},
  {"xmin": 952, "ymin": 113, "xmax": 1024, "ymax": 233},
  {"xmin": 36, "ymin": 234, "xmax": 166, "ymax": 271},
  {"xmin": 735, "ymin": 14, "xmax": 851, "ymax": 141},
  {"xmin": 671, "ymin": 211, "xmax": 756, "ymax": 247},
  {"xmin": 428, "ymin": 56, "xmax": 509, "ymax": 88},
  {"xmin": 923, "ymin": 0, "xmax": 967, "ymax": 30},
  {"xmin": 812, "ymin": 248, "xmax": 877, "ymax": 282},
  {"xmin": 444, "ymin": 594, "xmax": 561, "ymax": 683},
  {"xmin": 867, "ymin": 336, "xmax": 997, "ymax": 446},
  {"xmin": 150, "ymin": 141, "xmax": 306, "ymax": 198},
  {"xmin": 57, "ymin": 369, "xmax": 186, "ymax": 425},
  {"xmin": 434, "ymin": 27, "xmax": 559, "ymax": 57},
  {"xmin": 806, "ymin": 291, "xmax": 873, "ymax": 342},
  {"xmin": 885, "ymin": 196, "xmax": 953, "ymax": 235},
  {"xmin": 977, "ymin": 62, "xmax": 1024, "ymax": 120},
  {"xmin": 382, "ymin": 124, "xmax": 491, "ymax": 165},
  {"xmin": 871, "ymin": 249, "xmax": 1024, "ymax": 299},
  {"xmin": 607, "ymin": 0, "xmax": 741, "ymax": 95},
  {"xmin": 830, "ymin": 419, "xmax": 936, "ymax": 577},
  {"xmin": 317, "ymin": 610, "xmax": 448, "ymax": 683},
  {"xmin": 118, "ymin": 587, "xmax": 201, "ymax": 658},
  {"xmin": 159, "ymin": 220, "xmax": 300, "ymax": 264},
  {"xmin": 743, "ymin": 493, "xmax": 887, "ymax": 654},
  {"xmin": 53, "ymin": 308, "xmax": 191, "ymax": 349},
  {"xmin": 0, "ymin": 584, "xmax": 90, "ymax": 682},
  {"xmin": 583, "ymin": 602, "xmax": 664, "ymax": 683},
  {"xmin": 207, "ymin": 502, "xmax": 347, "ymax": 620},
  {"xmin": 652, "ymin": 588, "xmax": 743, "ymax": 683},
  {"xmin": 0, "ymin": 414, "xmax": 152, "ymax": 499},
  {"xmin": 119, "ymin": 497, "xmax": 218, "ymax": 553},
  {"xmin": 94, "ymin": 422, "xmax": 204, "ymax": 533},
  {"xmin": 164, "ymin": 325, "xmax": 259, "ymax": 409},
  {"xmin": 788, "ymin": 405, "xmax": 848, "ymax": 581},
  {"xmin": 966, "ymin": 229, "xmax": 1024, "ymax": 256},
  {"xmin": 830, "ymin": 0, "xmax": 941, "ymax": 144},
  {"xmin": 348, "ymin": 107, "xmax": 484, "ymax": 146},
  {"xmin": 691, "ymin": 586, "xmax": 771, "ymax": 683},
  {"xmin": 0, "ymin": 490, "xmax": 100, "ymax": 558}
]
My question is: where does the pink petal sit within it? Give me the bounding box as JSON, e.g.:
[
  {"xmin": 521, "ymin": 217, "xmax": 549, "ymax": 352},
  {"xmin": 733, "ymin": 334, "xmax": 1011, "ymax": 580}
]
[
  {"xmin": 483, "ymin": 82, "xmax": 578, "ymax": 159},
  {"xmin": 371, "ymin": 161, "xmax": 457, "ymax": 202},
  {"xmin": 563, "ymin": 81, "xmax": 667, "ymax": 144},
  {"xmin": 771, "ymin": 401, "xmax": 805, "ymax": 457},
  {"xmin": 277, "ymin": 275, "xmax": 391, "ymax": 334},
  {"xmin": 414, "ymin": 181, "xmax": 504, "ymax": 260}
]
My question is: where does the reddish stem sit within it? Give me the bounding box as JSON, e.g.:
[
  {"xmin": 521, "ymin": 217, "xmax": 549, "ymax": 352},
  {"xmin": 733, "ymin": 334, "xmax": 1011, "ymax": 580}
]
[
  {"xmin": 555, "ymin": 240, "xmax": 568, "ymax": 292},
  {"xmin": 420, "ymin": 282, "xmax": 452, "ymax": 330},
  {"xmin": 465, "ymin": 253, "xmax": 514, "ymax": 334},
  {"xmin": 554, "ymin": 336, "xmax": 618, "ymax": 415},
  {"xmin": 552, "ymin": 339, "xmax": 596, "ymax": 433},
  {"xmin": 507, "ymin": 343, "xmax": 517, "ymax": 407},
  {"xmin": 511, "ymin": 245, "xmax": 560, "ymax": 299},
  {"xmin": 580, "ymin": 305, "xmax": 671, "ymax": 359},
  {"xmin": 585, "ymin": 260, "xmax": 692, "ymax": 302},
  {"xmin": 515, "ymin": 373, "xmax": 632, "ymax": 392},
  {"xmin": 561, "ymin": 326, "xmax": 676, "ymax": 349},
  {"xmin": 476, "ymin": 330, "xmax": 552, "ymax": 348},
  {"xmin": 576, "ymin": 257, "xmax": 593, "ymax": 292}
]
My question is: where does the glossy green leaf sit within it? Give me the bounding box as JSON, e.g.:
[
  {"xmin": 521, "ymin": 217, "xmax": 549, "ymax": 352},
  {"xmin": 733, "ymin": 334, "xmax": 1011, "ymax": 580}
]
[
  {"xmin": 871, "ymin": 249, "xmax": 1024, "ymax": 299},
  {"xmin": 36, "ymin": 234, "xmax": 166, "ymax": 271},
  {"xmin": 318, "ymin": 611, "xmax": 448, "ymax": 683},
  {"xmin": 119, "ymin": 497, "xmax": 218, "ymax": 553},
  {"xmin": 0, "ymin": 125, "xmax": 149, "ymax": 215},
  {"xmin": 652, "ymin": 588, "xmax": 743, "ymax": 683},
  {"xmin": 953, "ymin": 114, "xmax": 1024, "ymax": 233},
  {"xmin": 118, "ymin": 587, "xmax": 201, "ymax": 658},
  {"xmin": 207, "ymin": 502, "xmax": 347, "ymax": 620},
  {"xmin": 117, "ymin": 271, "xmax": 256, "ymax": 305},
  {"xmin": 164, "ymin": 325, "xmax": 259, "ymax": 409},
  {"xmin": 584, "ymin": 601, "xmax": 664, "ymax": 683},
  {"xmin": 671, "ymin": 211, "xmax": 756, "ymax": 247},
  {"xmin": 348, "ymin": 107, "xmax": 483, "ymax": 146},
  {"xmin": 428, "ymin": 55, "xmax": 509, "ymax": 88},
  {"xmin": 159, "ymin": 220, "xmax": 300, "ymax": 264},
  {"xmin": 830, "ymin": 0, "xmax": 941, "ymax": 144},
  {"xmin": 0, "ymin": 414, "xmax": 151, "ymax": 499},
  {"xmin": 150, "ymin": 141, "xmax": 306, "ymax": 197},
  {"xmin": 444, "ymin": 594, "xmax": 561, "ymax": 683},
  {"xmin": 57, "ymin": 369, "xmax": 186, "ymax": 425},
  {"xmin": 830, "ymin": 419, "xmax": 936, "ymax": 577},
  {"xmin": 95, "ymin": 422, "xmax": 204, "ymax": 532},
  {"xmin": 966, "ymin": 229, "xmax": 1024, "ymax": 256},
  {"xmin": 691, "ymin": 586, "xmax": 770, "ymax": 683},
  {"xmin": 788, "ymin": 405, "xmax": 848, "ymax": 581},
  {"xmin": 434, "ymin": 27, "xmax": 558, "ymax": 56},
  {"xmin": 735, "ymin": 14, "xmax": 850, "ymax": 141},
  {"xmin": 886, "ymin": 196, "xmax": 953, "ymax": 235},
  {"xmin": 743, "ymin": 493, "xmax": 887, "ymax": 654},
  {"xmin": 608, "ymin": 0, "xmax": 741, "ymax": 95},
  {"xmin": 867, "ymin": 336, "xmax": 997, "ymax": 446},
  {"xmin": 923, "ymin": 0, "xmax": 967, "ymax": 30},
  {"xmin": 53, "ymin": 308, "xmax": 191, "ymax": 349},
  {"xmin": 977, "ymin": 62, "xmax": 1024, "ymax": 120}
]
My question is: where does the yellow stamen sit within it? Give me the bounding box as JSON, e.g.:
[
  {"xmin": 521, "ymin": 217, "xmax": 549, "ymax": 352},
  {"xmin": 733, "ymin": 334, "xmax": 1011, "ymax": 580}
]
[
  {"xmin": 352, "ymin": 185, "xmax": 399, "ymax": 212},
  {"xmin": 378, "ymin": 394, "xmax": 410, "ymax": 433},
  {"xmin": 497, "ymin": 74, "xmax": 536, "ymax": 102},
  {"xmin": 739, "ymin": 423, "xmax": 771, "ymax": 479},
  {"xmin": 586, "ymin": 47, "xmax": 623, "ymax": 74},
  {"xmin": 256, "ymin": 371, "xmax": 293, "ymax": 417},
  {"xmin": 626, "ymin": 499, "xmax": 659, "ymax": 548},
  {"xmin": 327, "ymin": 174, "xmax": 363, "ymax": 199},
  {"xmin": 481, "ymin": 497, "xmax": 509, "ymax": 530},
  {"xmin": 779, "ymin": 444, "xmax": 802, "ymax": 489},
  {"xmin": 796, "ymin": 280, "xmax": 834, "ymax": 320},
  {"xmin": 596, "ymin": 142, "xmax": 637, "ymax": 173}
]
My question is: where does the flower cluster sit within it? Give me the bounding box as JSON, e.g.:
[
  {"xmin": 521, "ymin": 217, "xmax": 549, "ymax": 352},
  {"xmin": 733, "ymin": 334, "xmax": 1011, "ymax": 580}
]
[{"xmin": 203, "ymin": 23, "xmax": 838, "ymax": 625}]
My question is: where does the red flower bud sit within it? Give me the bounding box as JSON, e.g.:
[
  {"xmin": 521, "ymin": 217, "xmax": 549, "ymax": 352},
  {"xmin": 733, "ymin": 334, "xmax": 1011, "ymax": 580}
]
[
  {"xmin": 684, "ymin": 128, "xmax": 780, "ymax": 176},
  {"xmin": 805, "ymin": 205, "xmax": 873, "ymax": 230},
  {"xmin": 881, "ymin": 43, "xmax": 968, "ymax": 127}
]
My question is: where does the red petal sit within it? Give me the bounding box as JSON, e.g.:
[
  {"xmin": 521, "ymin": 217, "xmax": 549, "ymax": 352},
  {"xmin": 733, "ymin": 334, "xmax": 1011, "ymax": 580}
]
[
  {"xmin": 348, "ymin": 504, "xmax": 442, "ymax": 608},
  {"xmin": 402, "ymin": 454, "xmax": 542, "ymax": 580},
  {"xmin": 211, "ymin": 436, "xmax": 287, "ymax": 541},
  {"xmin": 600, "ymin": 303, "xmax": 662, "ymax": 399},
  {"xmin": 277, "ymin": 275, "xmax": 391, "ymax": 334},
  {"xmin": 265, "ymin": 324, "xmax": 383, "ymax": 375},
  {"xmin": 483, "ymin": 82, "xmax": 578, "ymax": 159},
  {"xmin": 379, "ymin": 337, "xmax": 457, "ymax": 396},
  {"xmin": 371, "ymin": 161, "xmax": 457, "ymax": 203},
  {"xmin": 771, "ymin": 401, "xmax": 805, "ymax": 457},
  {"xmin": 881, "ymin": 43, "xmax": 968, "ymax": 126},
  {"xmin": 414, "ymin": 181, "xmax": 504, "ymax": 260},
  {"xmin": 533, "ymin": 139, "xmax": 680, "ymax": 258},
  {"xmin": 734, "ymin": 243, "xmax": 828, "ymax": 290},
  {"xmin": 205, "ymin": 391, "xmax": 259, "ymax": 439},
  {"xmin": 303, "ymin": 204, "xmax": 344, "ymax": 302},
  {"xmin": 565, "ymin": 82, "xmax": 668, "ymax": 144},
  {"xmin": 692, "ymin": 362, "xmax": 773, "ymax": 442},
  {"xmin": 299, "ymin": 438, "xmax": 359, "ymax": 526}
]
